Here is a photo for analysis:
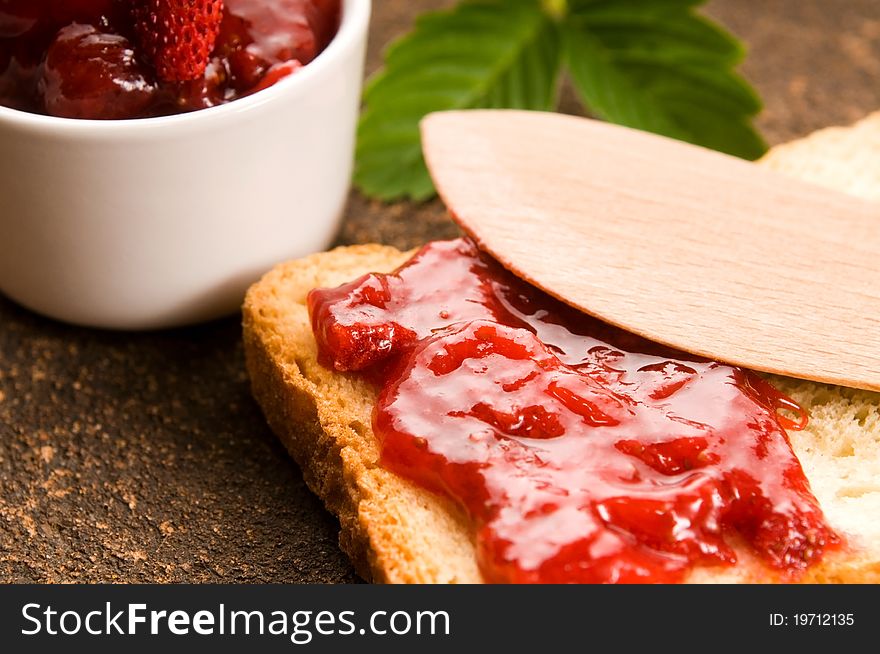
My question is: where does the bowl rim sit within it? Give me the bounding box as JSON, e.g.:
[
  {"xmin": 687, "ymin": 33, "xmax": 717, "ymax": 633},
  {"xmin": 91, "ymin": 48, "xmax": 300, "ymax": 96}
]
[{"xmin": 0, "ymin": 0, "xmax": 371, "ymax": 132}]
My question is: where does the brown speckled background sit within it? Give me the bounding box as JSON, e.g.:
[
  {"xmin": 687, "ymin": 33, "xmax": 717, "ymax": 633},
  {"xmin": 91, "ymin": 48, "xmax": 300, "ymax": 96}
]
[{"xmin": 2, "ymin": 0, "xmax": 879, "ymax": 583}]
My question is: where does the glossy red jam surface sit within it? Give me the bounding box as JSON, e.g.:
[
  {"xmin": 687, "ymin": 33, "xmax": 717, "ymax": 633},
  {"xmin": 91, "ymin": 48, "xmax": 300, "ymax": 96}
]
[
  {"xmin": 309, "ymin": 238, "xmax": 840, "ymax": 583},
  {"xmin": 0, "ymin": 0, "xmax": 339, "ymax": 119}
]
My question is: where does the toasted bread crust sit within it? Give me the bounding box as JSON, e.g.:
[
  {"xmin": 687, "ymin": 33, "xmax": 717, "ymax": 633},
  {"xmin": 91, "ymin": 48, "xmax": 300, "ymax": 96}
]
[
  {"xmin": 244, "ymin": 114, "xmax": 880, "ymax": 583},
  {"xmin": 244, "ymin": 245, "xmax": 481, "ymax": 583}
]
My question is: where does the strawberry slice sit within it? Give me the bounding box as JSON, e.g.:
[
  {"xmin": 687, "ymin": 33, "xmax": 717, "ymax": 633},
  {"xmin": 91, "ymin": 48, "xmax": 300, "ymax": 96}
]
[{"xmin": 133, "ymin": 0, "xmax": 224, "ymax": 82}]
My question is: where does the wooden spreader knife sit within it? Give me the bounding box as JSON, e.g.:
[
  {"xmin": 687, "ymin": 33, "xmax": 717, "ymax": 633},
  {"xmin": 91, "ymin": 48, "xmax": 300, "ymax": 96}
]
[{"xmin": 421, "ymin": 110, "xmax": 880, "ymax": 392}]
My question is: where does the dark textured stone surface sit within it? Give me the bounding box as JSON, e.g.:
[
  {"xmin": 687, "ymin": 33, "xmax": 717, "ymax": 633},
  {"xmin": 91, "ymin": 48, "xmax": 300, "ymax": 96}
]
[{"xmin": 2, "ymin": 0, "xmax": 879, "ymax": 583}]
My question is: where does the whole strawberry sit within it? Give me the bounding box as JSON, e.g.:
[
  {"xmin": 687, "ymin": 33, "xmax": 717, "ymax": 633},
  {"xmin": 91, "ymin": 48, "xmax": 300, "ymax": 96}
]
[
  {"xmin": 133, "ymin": 0, "xmax": 224, "ymax": 82},
  {"xmin": 39, "ymin": 23, "xmax": 157, "ymax": 119}
]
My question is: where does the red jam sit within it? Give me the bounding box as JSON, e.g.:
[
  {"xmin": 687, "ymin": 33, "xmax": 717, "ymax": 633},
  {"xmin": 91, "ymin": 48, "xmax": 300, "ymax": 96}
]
[
  {"xmin": 0, "ymin": 0, "xmax": 340, "ymax": 119},
  {"xmin": 309, "ymin": 238, "xmax": 840, "ymax": 584}
]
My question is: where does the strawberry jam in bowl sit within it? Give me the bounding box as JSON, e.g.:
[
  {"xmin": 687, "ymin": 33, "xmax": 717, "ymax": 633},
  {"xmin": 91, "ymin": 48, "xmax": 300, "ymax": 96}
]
[
  {"xmin": 0, "ymin": 0, "xmax": 341, "ymax": 118},
  {"xmin": 0, "ymin": 0, "xmax": 371, "ymax": 329}
]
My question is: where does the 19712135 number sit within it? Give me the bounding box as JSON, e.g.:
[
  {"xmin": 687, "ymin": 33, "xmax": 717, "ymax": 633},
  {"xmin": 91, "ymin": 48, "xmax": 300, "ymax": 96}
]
[{"xmin": 770, "ymin": 613, "xmax": 855, "ymax": 626}]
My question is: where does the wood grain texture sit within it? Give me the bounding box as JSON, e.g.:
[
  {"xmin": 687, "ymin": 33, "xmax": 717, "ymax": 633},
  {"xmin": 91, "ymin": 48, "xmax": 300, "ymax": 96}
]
[{"xmin": 421, "ymin": 110, "xmax": 880, "ymax": 391}]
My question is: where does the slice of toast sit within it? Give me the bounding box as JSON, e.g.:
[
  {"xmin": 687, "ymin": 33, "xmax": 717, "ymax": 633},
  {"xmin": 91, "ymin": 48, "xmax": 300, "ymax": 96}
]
[{"xmin": 243, "ymin": 114, "xmax": 880, "ymax": 583}]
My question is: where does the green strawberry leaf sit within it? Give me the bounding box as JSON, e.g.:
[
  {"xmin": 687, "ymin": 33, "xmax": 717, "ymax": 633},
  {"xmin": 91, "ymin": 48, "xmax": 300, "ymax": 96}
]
[
  {"xmin": 356, "ymin": 0, "xmax": 766, "ymax": 202},
  {"xmin": 564, "ymin": 0, "xmax": 767, "ymax": 159},
  {"xmin": 355, "ymin": 0, "xmax": 563, "ymax": 202}
]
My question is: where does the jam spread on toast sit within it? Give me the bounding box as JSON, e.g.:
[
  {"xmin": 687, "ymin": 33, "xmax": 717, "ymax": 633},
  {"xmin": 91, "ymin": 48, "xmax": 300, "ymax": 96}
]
[{"xmin": 309, "ymin": 238, "xmax": 839, "ymax": 583}]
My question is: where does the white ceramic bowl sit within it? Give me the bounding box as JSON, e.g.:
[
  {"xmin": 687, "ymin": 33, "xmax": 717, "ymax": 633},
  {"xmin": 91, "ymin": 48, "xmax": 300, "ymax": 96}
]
[{"xmin": 0, "ymin": 0, "xmax": 371, "ymax": 330}]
